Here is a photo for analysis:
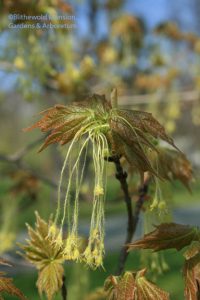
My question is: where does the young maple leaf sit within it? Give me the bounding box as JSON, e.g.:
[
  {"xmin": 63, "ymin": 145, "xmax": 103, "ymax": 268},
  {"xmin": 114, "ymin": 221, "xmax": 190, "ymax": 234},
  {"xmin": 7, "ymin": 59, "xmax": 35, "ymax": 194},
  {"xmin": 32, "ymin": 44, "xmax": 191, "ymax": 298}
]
[
  {"xmin": 135, "ymin": 269, "xmax": 169, "ymax": 300},
  {"xmin": 150, "ymin": 147, "xmax": 193, "ymax": 190},
  {"xmin": 19, "ymin": 212, "xmax": 65, "ymax": 300},
  {"xmin": 104, "ymin": 272, "xmax": 136, "ymax": 300},
  {"xmin": 104, "ymin": 269, "xmax": 169, "ymax": 300},
  {"xmin": 184, "ymin": 241, "xmax": 200, "ymax": 260},
  {"xmin": 37, "ymin": 262, "xmax": 64, "ymax": 300},
  {"xmin": 128, "ymin": 223, "xmax": 200, "ymax": 252},
  {"xmin": 183, "ymin": 242, "xmax": 200, "ymax": 300},
  {"xmin": 0, "ymin": 259, "xmax": 26, "ymax": 300},
  {"xmin": 24, "ymin": 93, "xmax": 178, "ymax": 176},
  {"xmin": 24, "ymin": 95, "xmax": 110, "ymax": 151}
]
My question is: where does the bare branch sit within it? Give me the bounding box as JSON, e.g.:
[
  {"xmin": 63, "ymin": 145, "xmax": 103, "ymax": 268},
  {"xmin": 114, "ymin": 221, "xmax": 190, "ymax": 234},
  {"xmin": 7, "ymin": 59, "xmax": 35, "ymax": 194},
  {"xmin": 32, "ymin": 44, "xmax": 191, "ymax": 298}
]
[
  {"xmin": 9, "ymin": 136, "xmax": 45, "ymax": 162},
  {"xmin": 0, "ymin": 136, "xmax": 58, "ymax": 190},
  {"xmin": 108, "ymin": 156, "xmax": 149, "ymax": 275}
]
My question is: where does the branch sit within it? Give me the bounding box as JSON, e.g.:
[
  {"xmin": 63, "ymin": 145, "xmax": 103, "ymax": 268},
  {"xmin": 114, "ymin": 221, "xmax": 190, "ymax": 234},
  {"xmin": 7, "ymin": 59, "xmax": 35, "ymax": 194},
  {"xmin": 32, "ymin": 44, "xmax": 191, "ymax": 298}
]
[
  {"xmin": 0, "ymin": 136, "xmax": 58, "ymax": 190},
  {"xmin": 0, "ymin": 153, "xmax": 58, "ymax": 190},
  {"xmin": 0, "ymin": 136, "xmax": 44, "ymax": 163},
  {"xmin": 11, "ymin": 136, "xmax": 45, "ymax": 162},
  {"xmin": 61, "ymin": 275, "xmax": 67, "ymax": 300},
  {"xmin": 109, "ymin": 156, "xmax": 149, "ymax": 275}
]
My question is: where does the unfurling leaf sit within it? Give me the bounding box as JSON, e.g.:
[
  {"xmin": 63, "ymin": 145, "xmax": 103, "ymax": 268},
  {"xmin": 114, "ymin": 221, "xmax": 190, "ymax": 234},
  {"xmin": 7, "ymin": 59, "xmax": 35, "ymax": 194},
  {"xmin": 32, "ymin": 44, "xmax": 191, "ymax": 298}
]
[
  {"xmin": 128, "ymin": 223, "xmax": 200, "ymax": 252},
  {"xmin": 0, "ymin": 259, "xmax": 26, "ymax": 300},
  {"xmin": 184, "ymin": 242, "xmax": 200, "ymax": 260},
  {"xmin": 104, "ymin": 270, "xmax": 169, "ymax": 300},
  {"xmin": 183, "ymin": 245, "xmax": 200, "ymax": 300},
  {"xmin": 24, "ymin": 95, "xmax": 111, "ymax": 152},
  {"xmin": 19, "ymin": 212, "xmax": 65, "ymax": 300},
  {"xmin": 20, "ymin": 212, "xmax": 65, "ymax": 269},
  {"xmin": 114, "ymin": 109, "xmax": 177, "ymax": 149},
  {"xmin": 37, "ymin": 262, "xmax": 64, "ymax": 300},
  {"xmin": 136, "ymin": 269, "xmax": 169, "ymax": 300},
  {"xmin": 104, "ymin": 272, "xmax": 135, "ymax": 300},
  {"xmin": 150, "ymin": 147, "xmax": 193, "ymax": 190},
  {"xmin": 24, "ymin": 93, "xmax": 179, "ymax": 176},
  {"xmin": 0, "ymin": 275, "xmax": 27, "ymax": 300}
]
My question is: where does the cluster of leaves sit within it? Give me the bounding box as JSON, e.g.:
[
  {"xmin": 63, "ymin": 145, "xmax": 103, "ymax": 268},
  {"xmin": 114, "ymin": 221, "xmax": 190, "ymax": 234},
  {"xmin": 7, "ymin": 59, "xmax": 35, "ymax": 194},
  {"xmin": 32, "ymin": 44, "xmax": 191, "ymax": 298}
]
[
  {"xmin": 19, "ymin": 212, "xmax": 65, "ymax": 300},
  {"xmin": 19, "ymin": 208, "xmax": 200, "ymax": 299},
  {"xmin": 102, "ymin": 223, "xmax": 200, "ymax": 299},
  {"xmin": 128, "ymin": 223, "xmax": 200, "ymax": 300},
  {"xmin": 0, "ymin": 258, "xmax": 26, "ymax": 300},
  {"xmin": 25, "ymin": 93, "xmax": 178, "ymax": 178},
  {"xmin": 104, "ymin": 269, "xmax": 169, "ymax": 300}
]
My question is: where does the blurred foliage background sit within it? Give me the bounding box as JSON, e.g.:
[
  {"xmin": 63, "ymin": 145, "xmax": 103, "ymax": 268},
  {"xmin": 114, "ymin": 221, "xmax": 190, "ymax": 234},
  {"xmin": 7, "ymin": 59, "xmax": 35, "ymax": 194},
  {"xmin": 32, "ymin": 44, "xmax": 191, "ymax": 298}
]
[{"xmin": 0, "ymin": 0, "xmax": 200, "ymax": 299}]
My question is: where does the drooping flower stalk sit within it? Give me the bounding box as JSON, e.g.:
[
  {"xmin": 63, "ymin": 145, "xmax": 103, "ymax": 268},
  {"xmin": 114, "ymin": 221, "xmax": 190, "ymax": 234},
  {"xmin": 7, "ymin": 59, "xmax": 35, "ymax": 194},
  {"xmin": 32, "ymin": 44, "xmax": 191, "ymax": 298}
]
[
  {"xmin": 55, "ymin": 123, "xmax": 95, "ymax": 226},
  {"xmin": 82, "ymin": 132, "xmax": 108, "ymax": 268},
  {"xmin": 63, "ymin": 136, "xmax": 90, "ymax": 261},
  {"xmin": 49, "ymin": 119, "xmax": 109, "ymax": 267}
]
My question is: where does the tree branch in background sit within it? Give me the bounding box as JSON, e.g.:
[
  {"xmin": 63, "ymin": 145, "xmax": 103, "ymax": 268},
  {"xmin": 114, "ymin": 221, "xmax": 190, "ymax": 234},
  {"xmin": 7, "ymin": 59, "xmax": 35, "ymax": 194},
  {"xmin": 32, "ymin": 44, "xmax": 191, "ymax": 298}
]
[
  {"xmin": 0, "ymin": 136, "xmax": 58, "ymax": 190},
  {"xmin": 108, "ymin": 156, "xmax": 150, "ymax": 275},
  {"xmin": 10, "ymin": 136, "xmax": 45, "ymax": 162}
]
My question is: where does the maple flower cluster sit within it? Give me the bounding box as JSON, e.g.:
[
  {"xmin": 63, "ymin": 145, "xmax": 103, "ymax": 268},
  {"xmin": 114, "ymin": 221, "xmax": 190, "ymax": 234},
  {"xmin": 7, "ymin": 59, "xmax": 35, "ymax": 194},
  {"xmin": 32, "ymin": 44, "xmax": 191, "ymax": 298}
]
[{"xmin": 24, "ymin": 92, "xmax": 182, "ymax": 269}]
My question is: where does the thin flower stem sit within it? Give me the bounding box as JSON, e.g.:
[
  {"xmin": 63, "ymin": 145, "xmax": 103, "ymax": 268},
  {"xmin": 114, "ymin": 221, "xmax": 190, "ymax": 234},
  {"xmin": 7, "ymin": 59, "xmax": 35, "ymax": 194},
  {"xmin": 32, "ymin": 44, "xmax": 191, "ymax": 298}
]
[{"xmin": 108, "ymin": 156, "xmax": 149, "ymax": 275}]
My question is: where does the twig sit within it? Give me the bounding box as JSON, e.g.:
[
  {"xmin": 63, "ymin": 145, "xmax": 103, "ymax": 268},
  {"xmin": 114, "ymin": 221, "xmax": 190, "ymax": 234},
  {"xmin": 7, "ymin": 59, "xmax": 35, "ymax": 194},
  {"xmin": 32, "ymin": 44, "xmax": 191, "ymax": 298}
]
[
  {"xmin": 0, "ymin": 152, "xmax": 58, "ymax": 189},
  {"xmin": 108, "ymin": 156, "xmax": 149, "ymax": 275},
  {"xmin": 0, "ymin": 136, "xmax": 44, "ymax": 164},
  {"xmin": 61, "ymin": 275, "xmax": 67, "ymax": 300},
  {"xmin": 0, "ymin": 136, "xmax": 59, "ymax": 190},
  {"xmin": 10, "ymin": 136, "xmax": 45, "ymax": 162}
]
